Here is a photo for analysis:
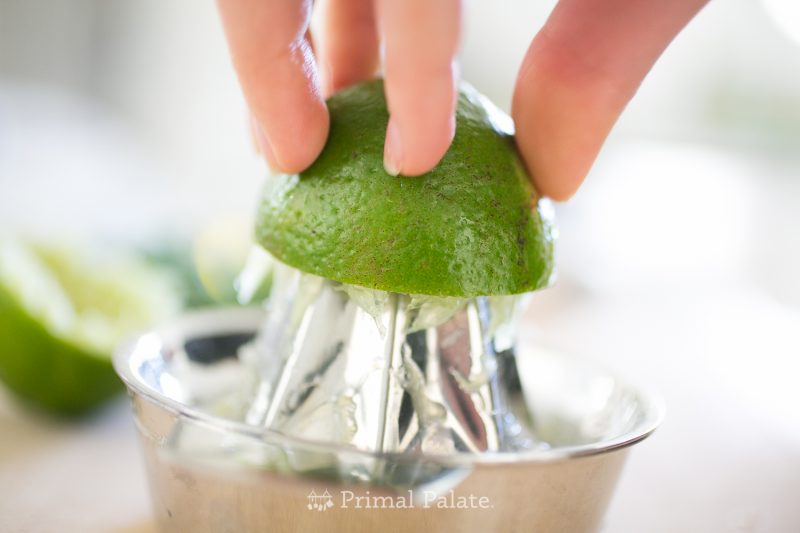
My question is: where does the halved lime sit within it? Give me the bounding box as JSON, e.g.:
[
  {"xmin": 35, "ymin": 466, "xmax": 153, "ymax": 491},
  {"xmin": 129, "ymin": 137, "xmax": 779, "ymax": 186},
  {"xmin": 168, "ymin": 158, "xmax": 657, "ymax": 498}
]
[
  {"xmin": 0, "ymin": 240, "xmax": 180, "ymax": 416},
  {"xmin": 255, "ymin": 79, "xmax": 555, "ymax": 297}
]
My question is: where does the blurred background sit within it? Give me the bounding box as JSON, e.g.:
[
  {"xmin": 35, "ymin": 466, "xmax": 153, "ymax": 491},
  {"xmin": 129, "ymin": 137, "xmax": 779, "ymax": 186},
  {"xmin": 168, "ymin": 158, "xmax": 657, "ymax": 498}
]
[{"xmin": 1, "ymin": 0, "xmax": 799, "ymax": 532}]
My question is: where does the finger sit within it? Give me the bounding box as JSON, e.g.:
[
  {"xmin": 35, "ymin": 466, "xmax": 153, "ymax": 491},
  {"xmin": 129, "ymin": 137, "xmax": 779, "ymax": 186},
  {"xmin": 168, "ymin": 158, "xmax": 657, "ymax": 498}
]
[
  {"xmin": 217, "ymin": 0, "xmax": 329, "ymax": 173},
  {"xmin": 376, "ymin": 0, "xmax": 461, "ymax": 176},
  {"xmin": 315, "ymin": 0, "xmax": 380, "ymax": 96},
  {"xmin": 512, "ymin": 0, "xmax": 708, "ymax": 200}
]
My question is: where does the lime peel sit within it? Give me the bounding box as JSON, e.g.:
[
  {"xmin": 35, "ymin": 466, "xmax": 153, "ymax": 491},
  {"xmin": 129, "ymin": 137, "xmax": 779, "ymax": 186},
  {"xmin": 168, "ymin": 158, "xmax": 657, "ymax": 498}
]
[
  {"xmin": 255, "ymin": 79, "xmax": 556, "ymax": 297},
  {"xmin": 0, "ymin": 240, "xmax": 180, "ymax": 415}
]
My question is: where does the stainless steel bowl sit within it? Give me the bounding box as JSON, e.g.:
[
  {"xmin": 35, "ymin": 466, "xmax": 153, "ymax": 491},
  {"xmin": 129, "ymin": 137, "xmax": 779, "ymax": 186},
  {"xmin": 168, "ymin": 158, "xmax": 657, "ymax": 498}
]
[{"xmin": 115, "ymin": 308, "xmax": 663, "ymax": 533}]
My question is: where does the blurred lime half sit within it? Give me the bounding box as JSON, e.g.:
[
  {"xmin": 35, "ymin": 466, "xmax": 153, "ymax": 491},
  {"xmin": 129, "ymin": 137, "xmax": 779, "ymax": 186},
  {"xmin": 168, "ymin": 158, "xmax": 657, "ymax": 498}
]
[{"xmin": 0, "ymin": 240, "xmax": 180, "ymax": 416}]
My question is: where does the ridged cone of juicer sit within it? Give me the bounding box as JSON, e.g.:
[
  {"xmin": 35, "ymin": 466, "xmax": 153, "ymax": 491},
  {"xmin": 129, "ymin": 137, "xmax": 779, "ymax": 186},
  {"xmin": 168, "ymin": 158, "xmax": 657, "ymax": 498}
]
[{"xmin": 242, "ymin": 259, "xmax": 537, "ymax": 457}]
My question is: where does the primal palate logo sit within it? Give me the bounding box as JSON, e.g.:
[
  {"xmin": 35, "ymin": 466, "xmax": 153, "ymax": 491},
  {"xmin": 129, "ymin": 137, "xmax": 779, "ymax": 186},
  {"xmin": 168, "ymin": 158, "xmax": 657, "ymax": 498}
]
[
  {"xmin": 307, "ymin": 489, "xmax": 335, "ymax": 511},
  {"xmin": 306, "ymin": 489, "xmax": 492, "ymax": 511}
]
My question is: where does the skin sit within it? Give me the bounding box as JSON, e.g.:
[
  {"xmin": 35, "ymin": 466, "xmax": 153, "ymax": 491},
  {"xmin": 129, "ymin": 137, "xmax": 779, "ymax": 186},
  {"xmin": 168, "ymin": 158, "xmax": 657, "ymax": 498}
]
[{"xmin": 217, "ymin": 0, "xmax": 709, "ymax": 201}]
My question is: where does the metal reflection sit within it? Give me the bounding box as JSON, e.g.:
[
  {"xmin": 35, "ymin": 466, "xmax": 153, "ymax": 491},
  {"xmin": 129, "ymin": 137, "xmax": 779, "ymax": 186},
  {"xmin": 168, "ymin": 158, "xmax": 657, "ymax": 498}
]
[{"xmin": 245, "ymin": 266, "xmax": 533, "ymax": 454}]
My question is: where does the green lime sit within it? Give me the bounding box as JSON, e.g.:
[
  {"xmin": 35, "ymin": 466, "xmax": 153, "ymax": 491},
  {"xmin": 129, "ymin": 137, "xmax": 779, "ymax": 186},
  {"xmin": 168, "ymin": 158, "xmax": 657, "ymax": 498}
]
[
  {"xmin": 255, "ymin": 79, "xmax": 555, "ymax": 297},
  {"xmin": 0, "ymin": 240, "xmax": 180, "ymax": 416}
]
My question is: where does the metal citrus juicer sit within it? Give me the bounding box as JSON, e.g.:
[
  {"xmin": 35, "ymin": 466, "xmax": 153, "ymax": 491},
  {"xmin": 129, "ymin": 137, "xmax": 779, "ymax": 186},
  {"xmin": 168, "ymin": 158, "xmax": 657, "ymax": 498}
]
[
  {"xmin": 239, "ymin": 256, "xmax": 540, "ymax": 458},
  {"xmin": 114, "ymin": 81, "xmax": 663, "ymax": 532}
]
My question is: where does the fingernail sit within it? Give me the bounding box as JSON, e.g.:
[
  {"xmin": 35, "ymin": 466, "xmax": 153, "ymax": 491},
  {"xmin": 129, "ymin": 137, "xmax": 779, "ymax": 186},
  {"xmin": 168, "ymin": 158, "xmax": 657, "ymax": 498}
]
[
  {"xmin": 384, "ymin": 118, "xmax": 402, "ymax": 177},
  {"xmin": 251, "ymin": 117, "xmax": 280, "ymax": 173}
]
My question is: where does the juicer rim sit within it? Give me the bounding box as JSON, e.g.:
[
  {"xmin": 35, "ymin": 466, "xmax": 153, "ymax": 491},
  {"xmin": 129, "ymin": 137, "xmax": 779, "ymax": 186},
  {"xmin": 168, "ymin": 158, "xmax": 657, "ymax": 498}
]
[{"xmin": 114, "ymin": 307, "xmax": 665, "ymax": 465}]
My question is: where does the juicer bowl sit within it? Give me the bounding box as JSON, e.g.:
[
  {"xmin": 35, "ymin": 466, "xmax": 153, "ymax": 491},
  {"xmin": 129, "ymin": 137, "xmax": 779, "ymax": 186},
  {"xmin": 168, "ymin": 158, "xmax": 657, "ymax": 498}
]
[{"xmin": 114, "ymin": 308, "xmax": 662, "ymax": 533}]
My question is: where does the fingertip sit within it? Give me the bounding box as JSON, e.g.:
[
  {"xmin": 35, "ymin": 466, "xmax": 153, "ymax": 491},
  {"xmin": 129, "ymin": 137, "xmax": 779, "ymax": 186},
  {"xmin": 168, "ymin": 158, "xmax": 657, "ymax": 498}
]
[
  {"xmin": 382, "ymin": 65, "xmax": 457, "ymax": 177},
  {"xmin": 510, "ymin": 0, "xmax": 707, "ymax": 201},
  {"xmin": 511, "ymin": 36, "xmax": 617, "ymax": 203},
  {"xmin": 531, "ymin": 167, "xmax": 582, "ymax": 202},
  {"xmin": 252, "ymin": 103, "xmax": 330, "ymax": 174},
  {"xmin": 376, "ymin": 0, "xmax": 460, "ymax": 177},
  {"xmin": 250, "ymin": 116, "xmax": 278, "ymax": 171},
  {"xmin": 218, "ymin": 0, "xmax": 330, "ymax": 175},
  {"xmin": 514, "ymin": 114, "xmax": 590, "ymax": 203},
  {"xmin": 281, "ymin": 112, "xmax": 331, "ymax": 174},
  {"xmin": 388, "ymin": 111, "xmax": 455, "ymax": 177}
]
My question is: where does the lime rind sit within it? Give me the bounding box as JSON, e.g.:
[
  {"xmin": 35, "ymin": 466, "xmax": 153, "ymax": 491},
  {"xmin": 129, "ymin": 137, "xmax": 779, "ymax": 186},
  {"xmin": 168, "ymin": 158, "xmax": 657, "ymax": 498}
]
[
  {"xmin": 0, "ymin": 241, "xmax": 75, "ymax": 341},
  {"xmin": 0, "ymin": 283, "xmax": 121, "ymax": 415},
  {"xmin": 255, "ymin": 79, "xmax": 556, "ymax": 297},
  {"xmin": 0, "ymin": 241, "xmax": 179, "ymax": 355},
  {"xmin": 0, "ymin": 239, "xmax": 180, "ymax": 415}
]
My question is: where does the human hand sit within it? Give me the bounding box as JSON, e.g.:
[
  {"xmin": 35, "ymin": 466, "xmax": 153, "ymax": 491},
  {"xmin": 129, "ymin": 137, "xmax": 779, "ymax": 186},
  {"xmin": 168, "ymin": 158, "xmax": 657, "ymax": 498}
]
[{"xmin": 217, "ymin": 0, "xmax": 707, "ymax": 201}]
